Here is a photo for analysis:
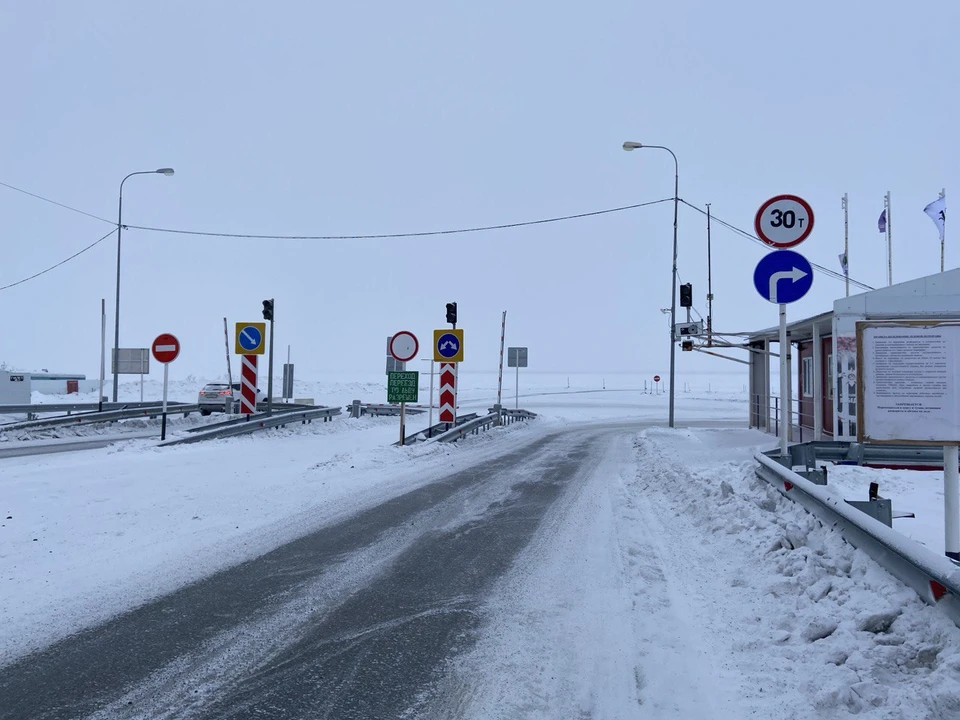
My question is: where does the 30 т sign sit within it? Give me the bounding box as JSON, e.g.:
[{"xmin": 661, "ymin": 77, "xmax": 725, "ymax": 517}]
[{"xmin": 754, "ymin": 195, "xmax": 815, "ymax": 248}]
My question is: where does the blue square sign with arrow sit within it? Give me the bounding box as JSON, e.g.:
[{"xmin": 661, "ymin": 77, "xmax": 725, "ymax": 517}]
[
  {"xmin": 433, "ymin": 328, "xmax": 464, "ymax": 363},
  {"xmin": 753, "ymin": 250, "xmax": 813, "ymax": 304}
]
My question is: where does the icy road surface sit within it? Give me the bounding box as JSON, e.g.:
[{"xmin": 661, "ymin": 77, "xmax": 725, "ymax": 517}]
[{"xmin": 3, "ymin": 407, "xmax": 960, "ymax": 717}]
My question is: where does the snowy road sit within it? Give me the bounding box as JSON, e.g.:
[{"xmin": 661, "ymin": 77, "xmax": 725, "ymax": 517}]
[
  {"xmin": 4, "ymin": 419, "xmax": 960, "ymax": 719},
  {"xmin": 1, "ymin": 427, "xmax": 635, "ymax": 719}
]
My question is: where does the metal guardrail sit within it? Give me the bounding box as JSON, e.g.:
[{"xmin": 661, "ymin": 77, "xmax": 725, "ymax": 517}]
[
  {"xmin": 432, "ymin": 413, "xmax": 500, "ymax": 443},
  {"xmin": 0, "ymin": 404, "xmax": 200, "ymax": 432},
  {"xmin": 185, "ymin": 405, "xmax": 321, "ymax": 434},
  {"xmin": 346, "ymin": 402, "xmax": 427, "ymax": 418},
  {"xmin": 160, "ymin": 406, "xmax": 342, "ymax": 446},
  {"xmin": 0, "ymin": 401, "xmax": 192, "ymax": 419},
  {"xmin": 493, "ymin": 408, "xmax": 538, "ymax": 424},
  {"xmin": 396, "ymin": 413, "xmax": 480, "ymax": 445},
  {"xmin": 0, "ymin": 431, "xmax": 158, "ymax": 459},
  {"xmin": 755, "ymin": 453, "xmax": 960, "ymax": 624},
  {"xmin": 771, "ymin": 440, "xmax": 954, "ymax": 471}
]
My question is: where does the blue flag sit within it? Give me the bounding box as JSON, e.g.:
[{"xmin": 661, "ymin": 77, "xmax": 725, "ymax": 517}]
[{"xmin": 878, "ymin": 209, "xmax": 887, "ymax": 233}]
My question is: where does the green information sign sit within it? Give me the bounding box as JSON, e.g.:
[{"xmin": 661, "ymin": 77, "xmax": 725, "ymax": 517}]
[{"xmin": 387, "ymin": 371, "xmax": 419, "ymax": 403}]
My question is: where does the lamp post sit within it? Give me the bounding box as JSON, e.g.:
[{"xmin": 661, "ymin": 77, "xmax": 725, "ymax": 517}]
[
  {"xmin": 623, "ymin": 141, "xmax": 679, "ymax": 428},
  {"xmin": 112, "ymin": 168, "xmax": 174, "ymax": 402}
]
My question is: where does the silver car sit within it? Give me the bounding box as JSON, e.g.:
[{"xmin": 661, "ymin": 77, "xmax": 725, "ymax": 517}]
[{"xmin": 197, "ymin": 382, "xmax": 266, "ymax": 415}]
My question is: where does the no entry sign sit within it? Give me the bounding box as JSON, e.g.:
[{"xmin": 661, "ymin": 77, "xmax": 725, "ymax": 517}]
[
  {"xmin": 151, "ymin": 332, "xmax": 180, "ymax": 442},
  {"xmin": 152, "ymin": 333, "xmax": 180, "ymax": 364},
  {"xmin": 389, "ymin": 331, "xmax": 419, "ymax": 363}
]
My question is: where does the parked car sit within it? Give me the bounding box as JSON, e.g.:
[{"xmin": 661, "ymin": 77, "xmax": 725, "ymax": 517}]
[{"xmin": 197, "ymin": 382, "xmax": 266, "ymax": 415}]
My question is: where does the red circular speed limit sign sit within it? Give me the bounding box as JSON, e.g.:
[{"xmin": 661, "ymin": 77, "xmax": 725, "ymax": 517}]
[
  {"xmin": 653, "ymin": 375, "xmax": 661, "ymax": 383},
  {"xmin": 151, "ymin": 333, "xmax": 181, "ymax": 364},
  {"xmin": 754, "ymin": 195, "xmax": 814, "ymax": 248}
]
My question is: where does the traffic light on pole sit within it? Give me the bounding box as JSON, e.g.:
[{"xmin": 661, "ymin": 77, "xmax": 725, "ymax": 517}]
[
  {"xmin": 679, "ymin": 283, "xmax": 693, "ymax": 308},
  {"xmin": 262, "ymin": 299, "xmax": 274, "ymax": 321},
  {"xmin": 445, "ymin": 302, "xmax": 457, "ymax": 326}
]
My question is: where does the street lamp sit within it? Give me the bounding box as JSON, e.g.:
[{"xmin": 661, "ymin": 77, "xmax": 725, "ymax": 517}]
[
  {"xmin": 623, "ymin": 141, "xmax": 679, "ymax": 428},
  {"xmin": 112, "ymin": 168, "xmax": 175, "ymax": 402}
]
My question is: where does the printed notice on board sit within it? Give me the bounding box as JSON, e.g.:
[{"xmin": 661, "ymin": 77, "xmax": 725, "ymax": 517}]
[{"xmin": 861, "ymin": 324, "xmax": 960, "ymax": 442}]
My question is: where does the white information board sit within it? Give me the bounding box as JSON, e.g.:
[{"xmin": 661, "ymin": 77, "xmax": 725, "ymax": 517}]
[{"xmin": 859, "ymin": 323, "xmax": 960, "ymax": 443}]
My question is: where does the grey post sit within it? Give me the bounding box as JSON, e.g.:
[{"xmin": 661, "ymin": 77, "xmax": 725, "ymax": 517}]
[
  {"xmin": 623, "ymin": 142, "xmax": 679, "ymax": 427},
  {"xmin": 112, "ymin": 168, "xmax": 174, "ymax": 402}
]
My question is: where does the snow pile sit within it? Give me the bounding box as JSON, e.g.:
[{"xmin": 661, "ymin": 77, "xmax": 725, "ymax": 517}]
[{"xmin": 624, "ymin": 428, "xmax": 960, "ymax": 717}]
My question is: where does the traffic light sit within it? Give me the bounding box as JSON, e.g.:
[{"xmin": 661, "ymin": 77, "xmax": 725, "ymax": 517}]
[
  {"xmin": 262, "ymin": 299, "xmax": 274, "ymax": 321},
  {"xmin": 679, "ymin": 283, "xmax": 693, "ymax": 308},
  {"xmin": 445, "ymin": 302, "xmax": 457, "ymax": 325}
]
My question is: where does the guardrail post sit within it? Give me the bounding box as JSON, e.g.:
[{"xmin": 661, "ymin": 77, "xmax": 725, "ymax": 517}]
[{"xmin": 350, "ymin": 400, "xmax": 361, "ymax": 419}]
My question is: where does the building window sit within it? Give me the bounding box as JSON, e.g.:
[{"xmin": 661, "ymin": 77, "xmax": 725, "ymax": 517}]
[
  {"xmin": 827, "ymin": 353, "xmax": 834, "ymax": 400},
  {"xmin": 802, "ymin": 357, "xmax": 814, "ymax": 397}
]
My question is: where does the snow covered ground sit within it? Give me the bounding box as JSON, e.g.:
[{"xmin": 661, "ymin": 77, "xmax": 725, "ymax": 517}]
[
  {"xmin": 4, "ymin": 370, "xmax": 960, "ymax": 717},
  {"xmin": 446, "ymin": 428, "xmax": 960, "ymax": 718}
]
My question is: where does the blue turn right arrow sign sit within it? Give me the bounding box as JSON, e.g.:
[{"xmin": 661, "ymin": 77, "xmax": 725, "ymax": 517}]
[{"xmin": 753, "ymin": 250, "xmax": 814, "ymax": 304}]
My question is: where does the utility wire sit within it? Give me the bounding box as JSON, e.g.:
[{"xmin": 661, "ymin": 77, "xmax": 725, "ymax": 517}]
[
  {"xmin": 122, "ymin": 198, "xmax": 675, "ymax": 239},
  {"xmin": 680, "ymin": 200, "xmax": 874, "ymax": 292},
  {"xmin": 0, "ymin": 180, "xmax": 115, "ymax": 225},
  {"xmin": 0, "ymin": 228, "xmax": 117, "ymax": 291}
]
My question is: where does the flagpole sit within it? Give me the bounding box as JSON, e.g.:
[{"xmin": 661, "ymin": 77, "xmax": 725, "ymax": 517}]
[
  {"xmin": 941, "ymin": 188, "xmax": 946, "ymax": 273},
  {"xmin": 885, "ymin": 191, "xmax": 893, "ymax": 286},
  {"xmin": 842, "ymin": 193, "xmax": 850, "ymax": 297}
]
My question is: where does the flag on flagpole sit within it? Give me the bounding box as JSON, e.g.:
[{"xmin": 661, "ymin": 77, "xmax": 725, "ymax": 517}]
[
  {"xmin": 838, "ymin": 252, "xmax": 849, "ymax": 276},
  {"xmin": 878, "ymin": 209, "xmax": 887, "ymax": 233},
  {"xmin": 924, "ymin": 196, "xmax": 946, "ymax": 240}
]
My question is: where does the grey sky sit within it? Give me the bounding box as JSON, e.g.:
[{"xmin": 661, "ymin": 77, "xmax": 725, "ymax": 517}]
[{"xmin": 1, "ymin": 1, "xmax": 956, "ymax": 381}]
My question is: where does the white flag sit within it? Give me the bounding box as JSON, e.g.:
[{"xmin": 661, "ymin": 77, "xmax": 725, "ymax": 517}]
[{"xmin": 924, "ymin": 196, "xmax": 946, "ymax": 240}]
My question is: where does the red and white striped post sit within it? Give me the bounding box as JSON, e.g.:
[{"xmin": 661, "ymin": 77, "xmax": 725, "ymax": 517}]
[
  {"xmin": 439, "ymin": 363, "xmax": 457, "ymax": 424},
  {"xmin": 496, "ymin": 311, "xmax": 506, "ymax": 424},
  {"xmin": 240, "ymin": 355, "xmax": 258, "ymax": 414}
]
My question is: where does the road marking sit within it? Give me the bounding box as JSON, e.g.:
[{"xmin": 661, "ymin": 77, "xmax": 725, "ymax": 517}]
[{"xmin": 768, "ymin": 267, "xmax": 807, "ymax": 303}]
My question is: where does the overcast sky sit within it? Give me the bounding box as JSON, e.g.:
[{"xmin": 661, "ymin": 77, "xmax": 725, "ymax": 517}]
[{"xmin": 1, "ymin": 1, "xmax": 956, "ymax": 383}]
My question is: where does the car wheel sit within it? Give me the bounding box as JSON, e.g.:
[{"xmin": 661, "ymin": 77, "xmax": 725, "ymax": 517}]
[{"xmin": 200, "ymin": 409, "xmax": 211, "ymax": 416}]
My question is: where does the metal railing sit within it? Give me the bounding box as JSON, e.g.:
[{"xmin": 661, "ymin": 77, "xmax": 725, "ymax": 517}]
[
  {"xmin": 750, "ymin": 394, "xmax": 817, "ymax": 443},
  {"xmin": 0, "ymin": 404, "xmax": 200, "ymax": 432},
  {"xmin": 0, "ymin": 401, "xmax": 193, "ymax": 420},
  {"xmin": 396, "ymin": 413, "xmax": 479, "ymax": 445},
  {"xmin": 755, "ymin": 453, "xmax": 960, "ymax": 625},
  {"xmin": 432, "ymin": 412, "xmax": 500, "ymax": 443},
  {"xmin": 346, "ymin": 402, "xmax": 427, "ymax": 418},
  {"xmin": 160, "ymin": 406, "xmax": 342, "ymax": 446},
  {"xmin": 496, "ymin": 408, "xmax": 538, "ymax": 424}
]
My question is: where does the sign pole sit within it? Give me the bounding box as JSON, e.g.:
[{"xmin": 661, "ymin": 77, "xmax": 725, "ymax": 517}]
[
  {"xmin": 99, "ymin": 299, "xmax": 106, "ymax": 412},
  {"xmin": 400, "ymin": 401, "xmax": 406, "ymax": 446},
  {"xmin": 428, "ymin": 360, "xmax": 435, "ymax": 435},
  {"xmin": 161, "ymin": 362, "xmax": 170, "ymax": 441},
  {"xmin": 946, "ymin": 445, "xmax": 959, "ymax": 561},
  {"xmin": 515, "ymin": 363, "xmax": 519, "ymax": 410},
  {"xmin": 779, "ymin": 303, "xmax": 788, "ymax": 457}
]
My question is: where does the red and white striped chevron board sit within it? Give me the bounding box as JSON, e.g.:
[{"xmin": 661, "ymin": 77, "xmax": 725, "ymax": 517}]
[
  {"xmin": 241, "ymin": 355, "xmax": 258, "ymax": 414},
  {"xmin": 439, "ymin": 362, "xmax": 457, "ymax": 423}
]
